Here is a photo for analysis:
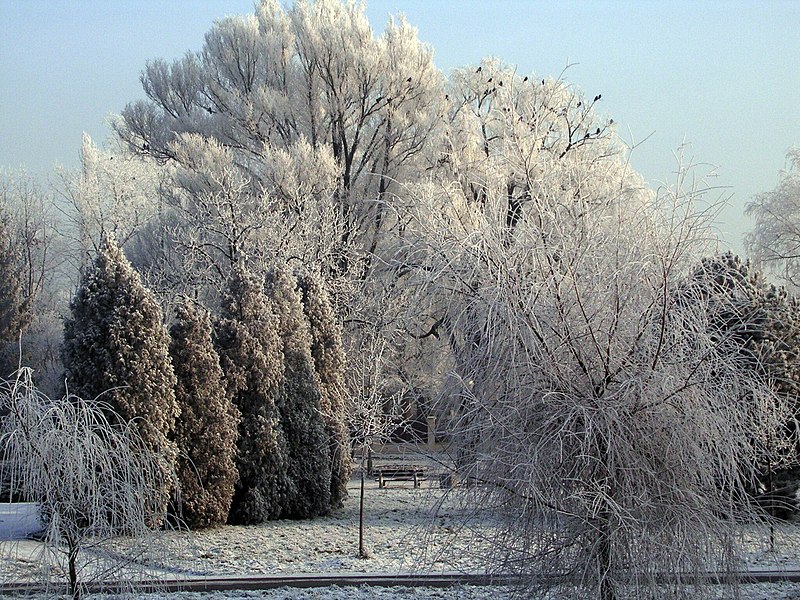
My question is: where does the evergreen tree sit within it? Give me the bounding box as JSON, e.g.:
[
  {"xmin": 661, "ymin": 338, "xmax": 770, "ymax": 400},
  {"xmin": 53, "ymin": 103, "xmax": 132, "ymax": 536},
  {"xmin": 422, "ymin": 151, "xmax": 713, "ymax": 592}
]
[
  {"xmin": 61, "ymin": 234, "xmax": 178, "ymax": 514},
  {"xmin": 214, "ymin": 267, "xmax": 288, "ymax": 524},
  {"xmin": 265, "ymin": 266, "xmax": 332, "ymax": 518},
  {"xmin": 169, "ymin": 299, "xmax": 240, "ymax": 529},
  {"xmin": 686, "ymin": 252, "xmax": 800, "ymax": 504},
  {"xmin": 296, "ymin": 269, "xmax": 351, "ymax": 508}
]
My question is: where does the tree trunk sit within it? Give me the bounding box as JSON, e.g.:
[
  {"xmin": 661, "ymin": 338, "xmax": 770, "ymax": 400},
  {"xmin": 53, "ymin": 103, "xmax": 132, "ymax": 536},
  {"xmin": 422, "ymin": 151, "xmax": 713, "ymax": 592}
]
[
  {"xmin": 598, "ymin": 530, "xmax": 615, "ymax": 600},
  {"xmin": 68, "ymin": 537, "xmax": 80, "ymax": 600},
  {"xmin": 359, "ymin": 444, "xmax": 368, "ymax": 558}
]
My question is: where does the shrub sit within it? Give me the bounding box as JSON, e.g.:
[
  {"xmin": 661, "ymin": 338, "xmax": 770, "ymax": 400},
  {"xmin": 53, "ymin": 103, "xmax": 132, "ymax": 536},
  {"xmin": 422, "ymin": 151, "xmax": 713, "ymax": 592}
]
[
  {"xmin": 266, "ymin": 266, "xmax": 331, "ymax": 518},
  {"xmin": 296, "ymin": 269, "xmax": 351, "ymax": 508}
]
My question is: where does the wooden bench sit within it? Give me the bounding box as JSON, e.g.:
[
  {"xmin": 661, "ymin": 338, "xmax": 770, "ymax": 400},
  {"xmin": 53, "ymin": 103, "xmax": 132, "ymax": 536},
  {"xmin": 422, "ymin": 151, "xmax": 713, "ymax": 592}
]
[{"xmin": 374, "ymin": 464, "xmax": 428, "ymax": 488}]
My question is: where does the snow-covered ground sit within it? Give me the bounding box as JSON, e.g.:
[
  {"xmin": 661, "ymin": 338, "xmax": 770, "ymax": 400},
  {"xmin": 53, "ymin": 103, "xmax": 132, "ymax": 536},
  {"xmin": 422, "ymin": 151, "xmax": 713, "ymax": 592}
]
[
  {"xmin": 3, "ymin": 475, "xmax": 800, "ymax": 599},
  {"xmin": 0, "ymin": 502, "xmax": 41, "ymax": 540}
]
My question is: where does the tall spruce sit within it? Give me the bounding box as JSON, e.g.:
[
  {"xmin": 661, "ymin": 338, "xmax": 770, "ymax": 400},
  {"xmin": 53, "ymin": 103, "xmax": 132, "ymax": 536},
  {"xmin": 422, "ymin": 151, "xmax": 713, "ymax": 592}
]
[
  {"xmin": 214, "ymin": 267, "xmax": 288, "ymax": 524},
  {"xmin": 169, "ymin": 299, "xmax": 239, "ymax": 528},
  {"xmin": 61, "ymin": 234, "xmax": 178, "ymax": 515},
  {"xmin": 265, "ymin": 266, "xmax": 332, "ymax": 518},
  {"xmin": 296, "ymin": 269, "xmax": 351, "ymax": 508}
]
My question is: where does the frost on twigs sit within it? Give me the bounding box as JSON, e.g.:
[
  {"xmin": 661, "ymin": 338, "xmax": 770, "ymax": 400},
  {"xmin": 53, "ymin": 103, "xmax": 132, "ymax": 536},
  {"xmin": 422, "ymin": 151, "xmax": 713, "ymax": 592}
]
[
  {"xmin": 0, "ymin": 368, "xmax": 173, "ymax": 600},
  {"xmin": 400, "ymin": 143, "xmax": 794, "ymax": 599},
  {"xmin": 746, "ymin": 148, "xmax": 800, "ymax": 291}
]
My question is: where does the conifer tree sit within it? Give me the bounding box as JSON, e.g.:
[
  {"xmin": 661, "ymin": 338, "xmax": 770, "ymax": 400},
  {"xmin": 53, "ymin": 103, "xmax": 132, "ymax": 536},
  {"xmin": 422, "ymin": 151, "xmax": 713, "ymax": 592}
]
[
  {"xmin": 214, "ymin": 267, "xmax": 288, "ymax": 524},
  {"xmin": 296, "ymin": 269, "xmax": 351, "ymax": 508},
  {"xmin": 265, "ymin": 266, "xmax": 332, "ymax": 518},
  {"xmin": 686, "ymin": 252, "xmax": 800, "ymax": 499},
  {"xmin": 169, "ymin": 299, "xmax": 239, "ymax": 528},
  {"xmin": 61, "ymin": 234, "xmax": 178, "ymax": 514}
]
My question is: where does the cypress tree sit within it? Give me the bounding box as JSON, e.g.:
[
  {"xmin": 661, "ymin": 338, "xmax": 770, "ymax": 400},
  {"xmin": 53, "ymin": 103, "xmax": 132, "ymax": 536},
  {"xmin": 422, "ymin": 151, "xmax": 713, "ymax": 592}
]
[
  {"xmin": 296, "ymin": 269, "xmax": 351, "ymax": 509},
  {"xmin": 61, "ymin": 234, "xmax": 178, "ymax": 515},
  {"xmin": 214, "ymin": 267, "xmax": 288, "ymax": 524},
  {"xmin": 169, "ymin": 299, "xmax": 239, "ymax": 529},
  {"xmin": 265, "ymin": 266, "xmax": 331, "ymax": 518}
]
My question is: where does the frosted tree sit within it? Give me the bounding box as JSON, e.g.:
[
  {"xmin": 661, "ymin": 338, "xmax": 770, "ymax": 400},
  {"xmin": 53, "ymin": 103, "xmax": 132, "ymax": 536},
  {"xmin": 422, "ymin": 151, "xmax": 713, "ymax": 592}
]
[
  {"xmin": 0, "ymin": 170, "xmax": 61, "ymax": 389},
  {"xmin": 106, "ymin": 1, "xmax": 448, "ymax": 441},
  {"xmin": 265, "ymin": 265, "xmax": 331, "ymax": 518},
  {"xmin": 116, "ymin": 0, "xmax": 444, "ymax": 297},
  {"xmin": 365, "ymin": 59, "xmax": 624, "ymax": 413},
  {"xmin": 56, "ymin": 133, "xmax": 162, "ymax": 274},
  {"xmin": 61, "ymin": 234, "xmax": 178, "ymax": 515},
  {"xmin": 214, "ymin": 267, "xmax": 288, "ymax": 523},
  {"xmin": 398, "ymin": 113, "xmax": 790, "ymax": 598},
  {"xmin": 746, "ymin": 147, "xmax": 800, "ymax": 290},
  {"xmin": 148, "ymin": 135, "xmax": 341, "ymax": 307},
  {"xmin": 169, "ymin": 299, "xmax": 239, "ymax": 529},
  {"xmin": 0, "ymin": 204, "xmax": 28, "ymax": 345},
  {"xmin": 1, "ymin": 369, "xmax": 172, "ymax": 600},
  {"xmin": 296, "ymin": 268, "xmax": 351, "ymax": 508},
  {"xmin": 684, "ymin": 252, "xmax": 800, "ymax": 517}
]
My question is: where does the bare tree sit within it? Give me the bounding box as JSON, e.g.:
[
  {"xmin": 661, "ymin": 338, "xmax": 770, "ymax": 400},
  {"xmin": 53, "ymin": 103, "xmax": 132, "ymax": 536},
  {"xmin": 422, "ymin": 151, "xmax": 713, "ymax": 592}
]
[
  {"xmin": 746, "ymin": 147, "xmax": 800, "ymax": 291},
  {"xmin": 55, "ymin": 133, "xmax": 162, "ymax": 275},
  {"xmin": 399, "ymin": 142, "xmax": 791, "ymax": 598},
  {"xmin": 344, "ymin": 328, "xmax": 405, "ymax": 559},
  {"xmin": 115, "ymin": 0, "xmax": 445, "ymax": 315},
  {"xmin": 0, "ymin": 203, "xmax": 28, "ymax": 346},
  {"xmin": 0, "ymin": 369, "xmax": 172, "ymax": 599},
  {"xmin": 0, "ymin": 169, "xmax": 63, "ymax": 390}
]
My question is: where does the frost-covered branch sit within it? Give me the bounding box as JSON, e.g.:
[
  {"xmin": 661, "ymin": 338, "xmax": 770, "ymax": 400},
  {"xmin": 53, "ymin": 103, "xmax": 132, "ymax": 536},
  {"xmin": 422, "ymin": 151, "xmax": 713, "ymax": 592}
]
[{"xmin": 0, "ymin": 369, "xmax": 172, "ymax": 599}]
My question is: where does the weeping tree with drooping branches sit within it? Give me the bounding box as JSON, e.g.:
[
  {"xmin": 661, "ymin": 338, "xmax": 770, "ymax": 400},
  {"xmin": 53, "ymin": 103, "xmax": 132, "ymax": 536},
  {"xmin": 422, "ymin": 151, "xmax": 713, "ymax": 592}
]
[
  {"xmin": 0, "ymin": 369, "xmax": 172, "ymax": 600},
  {"xmin": 396, "ymin": 110, "xmax": 792, "ymax": 598}
]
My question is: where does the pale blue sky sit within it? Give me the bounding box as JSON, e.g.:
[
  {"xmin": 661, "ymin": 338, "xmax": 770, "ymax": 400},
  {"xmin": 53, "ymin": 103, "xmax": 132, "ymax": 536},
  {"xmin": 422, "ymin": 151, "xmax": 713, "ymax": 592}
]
[{"xmin": 1, "ymin": 1, "xmax": 798, "ymax": 252}]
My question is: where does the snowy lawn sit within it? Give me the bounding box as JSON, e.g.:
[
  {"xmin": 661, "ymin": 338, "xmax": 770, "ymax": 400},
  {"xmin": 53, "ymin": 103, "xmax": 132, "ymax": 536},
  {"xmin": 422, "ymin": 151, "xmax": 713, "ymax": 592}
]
[{"xmin": 3, "ymin": 475, "xmax": 800, "ymax": 598}]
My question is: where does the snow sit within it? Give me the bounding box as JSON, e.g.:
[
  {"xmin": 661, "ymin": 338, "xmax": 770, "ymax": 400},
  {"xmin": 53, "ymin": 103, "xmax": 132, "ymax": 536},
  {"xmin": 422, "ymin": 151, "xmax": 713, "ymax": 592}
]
[
  {"xmin": 2, "ymin": 476, "xmax": 800, "ymax": 599},
  {"xmin": 0, "ymin": 503, "xmax": 41, "ymax": 540}
]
